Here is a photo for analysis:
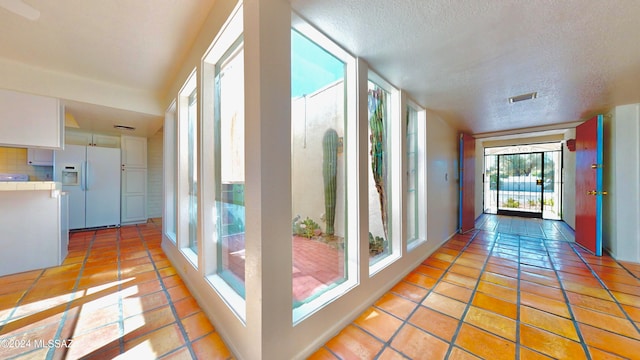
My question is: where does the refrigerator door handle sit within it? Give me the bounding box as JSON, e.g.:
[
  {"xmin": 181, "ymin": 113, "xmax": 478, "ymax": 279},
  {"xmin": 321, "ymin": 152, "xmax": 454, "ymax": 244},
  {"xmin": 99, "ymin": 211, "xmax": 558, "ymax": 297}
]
[
  {"xmin": 80, "ymin": 161, "xmax": 85, "ymax": 191},
  {"xmin": 84, "ymin": 161, "xmax": 89, "ymax": 191}
]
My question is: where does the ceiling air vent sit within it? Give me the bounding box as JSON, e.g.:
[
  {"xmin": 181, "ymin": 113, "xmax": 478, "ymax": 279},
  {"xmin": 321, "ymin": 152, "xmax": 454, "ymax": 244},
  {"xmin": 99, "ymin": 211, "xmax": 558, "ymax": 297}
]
[
  {"xmin": 114, "ymin": 124, "xmax": 136, "ymax": 131},
  {"xmin": 509, "ymin": 92, "xmax": 537, "ymax": 103}
]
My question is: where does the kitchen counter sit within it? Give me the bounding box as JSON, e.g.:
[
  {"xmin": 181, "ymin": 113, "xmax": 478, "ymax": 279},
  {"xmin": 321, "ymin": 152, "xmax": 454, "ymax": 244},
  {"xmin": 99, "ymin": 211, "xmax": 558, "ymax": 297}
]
[
  {"xmin": 0, "ymin": 181, "xmax": 61, "ymax": 191},
  {"xmin": 0, "ymin": 184, "xmax": 68, "ymax": 276}
]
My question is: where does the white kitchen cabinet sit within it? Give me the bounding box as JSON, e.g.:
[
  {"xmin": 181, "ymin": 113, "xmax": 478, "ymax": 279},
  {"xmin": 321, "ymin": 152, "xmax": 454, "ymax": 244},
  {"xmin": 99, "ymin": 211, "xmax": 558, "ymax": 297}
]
[
  {"xmin": 121, "ymin": 167, "xmax": 148, "ymax": 224},
  {"xmin": 27, "ymin": 148, "xmax": 54, "ymax": 166},
  {"xmin": 93, "ymin": 134, "xmax": 121, "ymax": 148},
  {"xmin": 0, "ymin": 88, "xmax": 63, "ymax": 149},
  {"xmin": 0, "ymin": 187, "xmax": 68, "ymax": 276},
  {"xmin": 65, "ymin": 129, "xmax": 120, "ymax": 148},
  {"xmin": 121, "ymin": 135, "xmax": 148, "ymax": 224},
  {"xmin": 121, "ymin": 135, "xmax": 147, "ymax": 168}
]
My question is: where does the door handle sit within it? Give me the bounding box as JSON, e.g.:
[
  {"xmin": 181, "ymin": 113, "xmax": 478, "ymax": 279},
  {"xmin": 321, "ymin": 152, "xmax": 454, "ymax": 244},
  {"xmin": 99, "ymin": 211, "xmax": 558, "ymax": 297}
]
[
  {"xmin": 591, "ymin": 164, "xmax": 601, "ymax": 169},
  {"xmin": 587, "ymin": 190, "xmax": 597, "ymax": 195}
]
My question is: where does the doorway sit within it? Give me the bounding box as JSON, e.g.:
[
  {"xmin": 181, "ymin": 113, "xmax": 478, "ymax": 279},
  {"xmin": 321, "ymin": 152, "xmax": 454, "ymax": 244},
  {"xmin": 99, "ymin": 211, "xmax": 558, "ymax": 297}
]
[{"xmin": 484, "ymin": 143, "xmax": 563, "ymax": 220}]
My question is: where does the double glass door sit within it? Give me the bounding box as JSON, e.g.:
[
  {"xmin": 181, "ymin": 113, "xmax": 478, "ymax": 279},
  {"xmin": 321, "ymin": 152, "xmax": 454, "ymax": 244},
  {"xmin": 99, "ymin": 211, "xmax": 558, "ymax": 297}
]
[{"xmin": 484, "ymin": 144, "xmax": 562, "ymax": 220}]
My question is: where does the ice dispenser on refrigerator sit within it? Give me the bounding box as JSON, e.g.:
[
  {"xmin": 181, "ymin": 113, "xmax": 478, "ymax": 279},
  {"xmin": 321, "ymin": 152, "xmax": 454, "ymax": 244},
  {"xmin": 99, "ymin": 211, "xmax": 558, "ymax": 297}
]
[{"xmin": 61, "ymin": 166, "xmax": 80, "ymax": 186}]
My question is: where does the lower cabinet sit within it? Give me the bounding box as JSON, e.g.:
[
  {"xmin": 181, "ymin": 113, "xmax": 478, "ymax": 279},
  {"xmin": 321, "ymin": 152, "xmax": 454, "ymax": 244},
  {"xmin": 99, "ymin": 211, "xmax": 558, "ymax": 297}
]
[
  {"xmin": 121, "ymin": 167, "xmax": 147, "ymax": 224},
  {"xmin": 0, "ymin": 188, "xmax": 68, "ymax": 276}
]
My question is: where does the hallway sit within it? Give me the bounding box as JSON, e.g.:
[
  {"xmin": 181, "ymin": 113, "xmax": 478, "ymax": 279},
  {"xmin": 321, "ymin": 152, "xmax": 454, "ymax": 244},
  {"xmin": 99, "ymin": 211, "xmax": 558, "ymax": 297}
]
[
  {"xmin": 312, "ymin": 219, "xmax": 640, "ymax": 359},
  {"xmin": 1, "ymin": 219, "xmax": 639, "ymax": 359}
]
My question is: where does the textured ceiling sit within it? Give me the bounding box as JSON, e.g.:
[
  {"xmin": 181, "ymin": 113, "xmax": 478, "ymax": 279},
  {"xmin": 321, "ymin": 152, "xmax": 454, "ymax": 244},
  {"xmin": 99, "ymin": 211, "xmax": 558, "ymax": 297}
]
[
  {"xmin": 1, "ymin": 0, "xmax": 639, "ymax": 136},
  {"xmin": 0, "ymin": 0, "xmax": 215, "ymax": 136},
  {"xmin": 291, "ymin": 0, "xmax": 640, "ymax": 135}
]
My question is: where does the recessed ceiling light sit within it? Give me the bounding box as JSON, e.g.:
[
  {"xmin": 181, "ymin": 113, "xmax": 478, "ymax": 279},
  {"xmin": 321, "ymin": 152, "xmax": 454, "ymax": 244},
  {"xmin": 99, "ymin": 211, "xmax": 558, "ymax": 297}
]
[
  {"xmin": 509, "ymin": 92, "xmax": 538, "ymax": 103},
  {"xmin": 114, "ymin": 124, "xmax": 136, "ymax": 131}
]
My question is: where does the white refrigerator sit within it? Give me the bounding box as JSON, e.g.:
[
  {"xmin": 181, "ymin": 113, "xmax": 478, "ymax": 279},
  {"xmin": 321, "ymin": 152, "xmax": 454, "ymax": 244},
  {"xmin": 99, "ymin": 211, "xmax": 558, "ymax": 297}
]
[{"xmin": 55, "ymin": 145, "xmax": 121, "ymax": 230}]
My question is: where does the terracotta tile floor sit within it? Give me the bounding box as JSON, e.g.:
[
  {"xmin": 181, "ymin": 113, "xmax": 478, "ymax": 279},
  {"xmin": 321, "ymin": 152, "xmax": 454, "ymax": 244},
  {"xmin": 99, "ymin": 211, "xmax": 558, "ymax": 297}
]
[
  {"xmin": 313, "ymin": 226, "xmax": 640, "ymax": 359},
  {"xmin": 0, "ymin": 220, "xmax": 232, "ymax": 360}
]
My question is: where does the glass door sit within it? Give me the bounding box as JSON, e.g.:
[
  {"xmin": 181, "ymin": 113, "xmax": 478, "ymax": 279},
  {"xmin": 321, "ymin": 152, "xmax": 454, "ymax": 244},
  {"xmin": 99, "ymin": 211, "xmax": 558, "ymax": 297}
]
[
  {"xmin": 497, "ymin": 152, "xmax": 543, "ymax": 218},
  {"xmin": 484, "ymin": 142, "xmax": 563, "ymax": 220}
]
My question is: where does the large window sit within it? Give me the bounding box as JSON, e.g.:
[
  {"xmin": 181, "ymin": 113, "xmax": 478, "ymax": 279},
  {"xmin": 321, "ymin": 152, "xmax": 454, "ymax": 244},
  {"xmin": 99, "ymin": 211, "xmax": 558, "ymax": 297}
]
[
  {"xmin": 177, "ymin": 70, "xmax": 198, "ymax": 266},
  {"xmin": 367, "ymin": 76, "xmax": 396, "ymax": 270},
  {"xmin": 188, "ymin": 89, "xmax": 198, "ymax": 254},
  {"xmin": 406, "ymin": 101, "xmax": 426, "ymax": 250},
  {"xmin": 164, "ymin": 101, "xmax": 177, "ymax": 243},
  {"xmin": 215, "ymin": 38, "xmax": 246, "ymax": 298},
  {"xmin": 406, "ymin": 105, "xmax": 418, "ymax": 243},
  {"xmin": 291, "ymin": 23, "xmax": 357, "ymax": 323},
  {"xmin": 201, "ymin": 3, "xmax": 246, "ymax": 318}
]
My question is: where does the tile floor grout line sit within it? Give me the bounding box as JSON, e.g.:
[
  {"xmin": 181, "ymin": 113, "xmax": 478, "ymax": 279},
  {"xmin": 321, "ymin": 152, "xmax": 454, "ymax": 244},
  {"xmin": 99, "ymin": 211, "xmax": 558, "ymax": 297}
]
[
  {"xmin": 0, "ymin": 269, "xmax": 45, "ymax": 331},
  {"xmin": 441, "ymin": 231, "xmax": 499, "ymax": 359},
  {"xmin": 46, "ymin": 229, "xmax": 98, "ymax": 360},
  {"xmin": 515, "ymin": 233, "xmax": 522, "ymax": 360},
  {"xmin": 445, "ymin": 233, "xmax": 510, "ymax": 359},
  {"xmin": 134, "ymin": 223, "xmax": 200, "ymax": 360},
  {"xmin": 567, "ymin": 241, "xmax": 640, "ymax": 337},
  {"xmin": 544, "ymin": 238, "xmax": 593, "ymax": 360},
  {"xmin": 117, "ymin": 227, "xmax": 125, "ymax": 354},
  {"xmin": 369, "ymin": 231, "xmax": 482, "ymax": 359}
]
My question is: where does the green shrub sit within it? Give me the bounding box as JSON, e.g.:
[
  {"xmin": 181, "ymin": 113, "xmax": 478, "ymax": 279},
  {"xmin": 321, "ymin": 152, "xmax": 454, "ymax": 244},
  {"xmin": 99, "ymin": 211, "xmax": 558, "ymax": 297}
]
[
  {"xmin": 293, "ymin": 216, "xmax": 321, "ymax": 238},
  {"xmin": 503, "ymin": 198, "xmax": 520, "ymax": 208},
  {"xmin": 369, "ymin": 232, "xmax": 387, "ymax": 255}
]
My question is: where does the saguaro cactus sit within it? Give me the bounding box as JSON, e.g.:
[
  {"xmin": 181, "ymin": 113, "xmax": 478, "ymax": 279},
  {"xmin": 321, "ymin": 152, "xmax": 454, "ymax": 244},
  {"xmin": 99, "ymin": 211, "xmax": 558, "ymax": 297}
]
[
  {"xmin": 369, "ymin": 87, "xmax": 388, "ymax": 239},
  {"xmin": 323, "ymin": 129, "xmax": 338, "ymax": 235}
]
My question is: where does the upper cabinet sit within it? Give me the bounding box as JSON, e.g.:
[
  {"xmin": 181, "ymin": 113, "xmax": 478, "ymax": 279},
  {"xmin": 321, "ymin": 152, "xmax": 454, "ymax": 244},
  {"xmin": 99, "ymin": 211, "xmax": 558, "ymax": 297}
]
[
  {"xmin": 121, "ymin": 135, "xmax": 147, "ymax": 168},
  {"xmin": 0, "ymin": 89, "xmax": 64, "ymax": 149},
  {"xmin": 27, "ymin": 148, "xmax": 54, "ymax": 166},
  {"xmin": 65, "ymin": 129, "xmax": 120, "ymax": 148}
]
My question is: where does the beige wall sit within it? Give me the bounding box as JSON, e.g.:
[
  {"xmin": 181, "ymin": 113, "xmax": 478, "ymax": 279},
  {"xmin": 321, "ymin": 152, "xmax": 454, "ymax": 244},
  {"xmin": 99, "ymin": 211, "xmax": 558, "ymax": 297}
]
[
  {"xmin": 147, "ymin": 129, "xmax": 163, "ymax": 218},
  {"xmin": 603, "ymin": 104, "xmax": 640, "ymax": 262},
  {"xmin": 426, "ymin": 110, "xmax": 460, "ymax": 240},
  {"xmin": 0, "ymin": 147, "xmax": 53, "ymax": 180},
  {"xmin": 562, "ymin": 129, "xmax": 576, "ymax": 229}
]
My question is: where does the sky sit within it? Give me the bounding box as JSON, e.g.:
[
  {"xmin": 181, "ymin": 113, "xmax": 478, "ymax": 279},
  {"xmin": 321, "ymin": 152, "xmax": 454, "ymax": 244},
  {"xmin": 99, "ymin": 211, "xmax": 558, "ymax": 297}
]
[{"xmin": 291, "ymin": 30, "xmax": 344, "ymax": 98}]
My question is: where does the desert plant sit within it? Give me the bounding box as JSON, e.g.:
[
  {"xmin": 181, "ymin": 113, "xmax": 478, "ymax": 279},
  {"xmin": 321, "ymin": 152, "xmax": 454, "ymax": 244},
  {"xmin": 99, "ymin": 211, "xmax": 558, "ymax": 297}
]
[
  {"xmin": 503, "ymin": 198, "xmax": 520, "ymax": 208},
  {"xmin": 369, "ymin": 232, "xmax": 387, "ymax": 256},
  {"xmin": 323, "ymin": 129, "xmax": 338, "ymax": 235},
  {"xmin": 369, "ymin": 87, "xmax": 388, "ymax": 239},
  {"xmin": 293, "ymin": 216, "xmax": 321, "ymax": 238}
]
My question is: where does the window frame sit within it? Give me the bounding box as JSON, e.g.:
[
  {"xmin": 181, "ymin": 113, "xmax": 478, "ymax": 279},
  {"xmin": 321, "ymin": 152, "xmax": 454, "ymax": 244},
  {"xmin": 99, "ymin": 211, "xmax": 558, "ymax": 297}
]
[
  {"xmin": 291, "ymin": 14, "xmax": 360, "ymax": 325},
  {"xmin": 201, "ymin": 2, "xmax": 246, "ymax": 321},
  {"xmin": 164, "ymin": 100, "xmax": 177, "ymax": 243},
  {"xmin": 177, "ymin": 70, "xmax": 199, "ymax": 268},
  {"xmin": 367, "ymin": 71, "xmax": 402, "ymax": 276},
  {"xmin": 405, "ymin": 98, "xmax": 427, "ymax": 251}
]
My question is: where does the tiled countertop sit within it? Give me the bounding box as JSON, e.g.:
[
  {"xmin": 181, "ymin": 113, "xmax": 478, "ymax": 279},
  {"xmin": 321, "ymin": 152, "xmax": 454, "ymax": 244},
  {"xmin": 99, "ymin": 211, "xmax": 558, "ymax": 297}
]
[{"xmin": 0, "ymin": 181, "xmax": 61, "ymax": 191}]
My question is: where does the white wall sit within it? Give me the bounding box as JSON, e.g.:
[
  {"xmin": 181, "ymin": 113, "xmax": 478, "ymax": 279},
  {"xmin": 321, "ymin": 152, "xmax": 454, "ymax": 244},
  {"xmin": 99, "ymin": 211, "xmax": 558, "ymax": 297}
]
[
  {"xmin": 603, "ymin": 104, "xmax": 640, "ymax": 262},
  {"xmin": 291, "ymin": 82, "xmax": 346, "ymax": 237},
  {"xmin": 562, "ymin": 129, "xmax": 576, "ymax": 229},
  {"xmin": 147, "ymin": 129, "xmax": 163, "ymax": 218},
  {"xmin": 474, "ymin": 139, "xmax": 484, "ymax": 219},
  {"xmin": 427, "ymin": 110, "xmax": 460, "ymax": 240}
]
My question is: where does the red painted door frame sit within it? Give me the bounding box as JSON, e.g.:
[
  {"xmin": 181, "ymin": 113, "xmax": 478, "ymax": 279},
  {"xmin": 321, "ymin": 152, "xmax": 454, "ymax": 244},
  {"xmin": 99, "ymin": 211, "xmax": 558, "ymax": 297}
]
[{"xmin": 459, "ymin": 133, "xmax": 476, "ymax": 233}]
